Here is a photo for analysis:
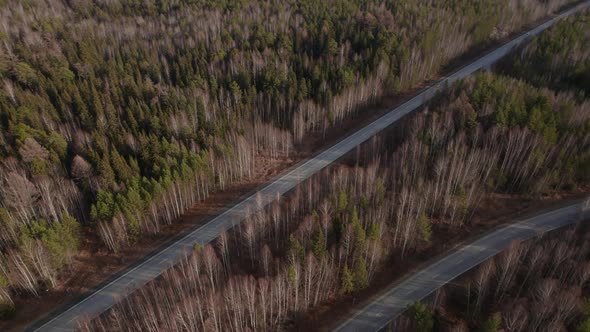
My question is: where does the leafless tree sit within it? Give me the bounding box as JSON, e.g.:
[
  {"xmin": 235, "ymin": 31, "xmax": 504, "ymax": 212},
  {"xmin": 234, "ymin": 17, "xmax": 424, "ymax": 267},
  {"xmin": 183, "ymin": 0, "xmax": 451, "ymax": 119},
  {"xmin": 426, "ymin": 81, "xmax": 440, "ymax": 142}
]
[
  {"xmin": 503, "ymin": 303, "xmax": 529, "ymax": 332},
  {"xmin": 18, "ymin": 138, "xmax": 49, "ymax": 162}
]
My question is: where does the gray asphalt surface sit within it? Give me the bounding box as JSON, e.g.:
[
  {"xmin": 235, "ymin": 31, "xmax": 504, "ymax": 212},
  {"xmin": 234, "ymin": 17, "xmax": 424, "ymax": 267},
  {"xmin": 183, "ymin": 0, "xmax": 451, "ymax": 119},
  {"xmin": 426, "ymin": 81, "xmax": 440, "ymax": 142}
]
[
  {"xmin": 334, "ymin": 202, "xmax": 589, "ymax": 332},
  {"xmin": 32, "ymin": 2, "xmax": 590, "ymax": 331}
]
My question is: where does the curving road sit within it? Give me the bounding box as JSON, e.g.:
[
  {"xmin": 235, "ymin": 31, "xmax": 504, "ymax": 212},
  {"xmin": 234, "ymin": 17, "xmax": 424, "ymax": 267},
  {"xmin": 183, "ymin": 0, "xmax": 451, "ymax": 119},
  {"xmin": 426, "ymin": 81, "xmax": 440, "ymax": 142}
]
[
  {"xmin": 334, "ymin": 200, "xmax": 590, "ymax": 332},
  {"xmin": 31, "ymin": 2, "xmax": 590, "ymax": 331}
]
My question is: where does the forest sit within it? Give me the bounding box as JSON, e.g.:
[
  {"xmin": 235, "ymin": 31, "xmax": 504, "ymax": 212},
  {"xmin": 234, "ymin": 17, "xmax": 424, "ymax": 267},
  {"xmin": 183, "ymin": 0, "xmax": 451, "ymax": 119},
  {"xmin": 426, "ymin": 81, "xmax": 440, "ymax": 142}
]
[
  {"xmin": 79, "ymin": 10, "xmax": 590, "ymax": 331},
  {"xmin": 0, "ymin": 0, "xmax": 580, "ymax": 317},
  {"xmin": 393, "ymin": 223, "xmax": 590, "ymax": 332},
  {"xmin": 499, "ymin": 9, "xmax": 589, "ymax": 99}
]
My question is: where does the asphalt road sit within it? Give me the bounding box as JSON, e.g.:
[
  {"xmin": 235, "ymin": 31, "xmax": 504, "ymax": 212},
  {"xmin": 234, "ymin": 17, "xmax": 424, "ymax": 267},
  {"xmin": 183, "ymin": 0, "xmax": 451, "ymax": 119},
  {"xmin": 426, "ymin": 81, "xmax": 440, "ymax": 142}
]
[
  {"xmin": 32, "ymin": 2, "xmax": 590, "ymax": 331},
  {"xmin": 334, "ymin": 201, "xmax": 589, "ymax": 332}
]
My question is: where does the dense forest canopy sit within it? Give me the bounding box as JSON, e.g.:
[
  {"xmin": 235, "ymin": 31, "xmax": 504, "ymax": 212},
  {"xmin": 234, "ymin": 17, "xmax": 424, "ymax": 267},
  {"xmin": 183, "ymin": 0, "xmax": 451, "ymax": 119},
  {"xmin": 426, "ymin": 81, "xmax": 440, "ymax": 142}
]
[
  {"xmin": 84, "ymin": 10, "xmax": 590, "ymax": 332},
  {"xmin": 0, "ymin": 0, "xmax": 584, "ymax": 319}
]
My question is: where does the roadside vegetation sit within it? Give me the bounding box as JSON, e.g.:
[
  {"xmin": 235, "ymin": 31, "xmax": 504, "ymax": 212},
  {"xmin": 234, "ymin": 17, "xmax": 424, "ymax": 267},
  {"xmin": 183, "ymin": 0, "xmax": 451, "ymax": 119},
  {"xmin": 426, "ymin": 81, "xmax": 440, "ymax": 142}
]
[
  {"xmin": 394, "ymin": 223, "xmax": 590, "ymax": 332},
  {"xmin": 0, "ymin": 0, "xmax": 579, "ymax": 318},
  {"xmin": 81, "ymin": 10, "xmax": 590, "ymax": 331},
  {"xmin": 499, "ymin": 9, "xmax": 590, "ymax": 99}
]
